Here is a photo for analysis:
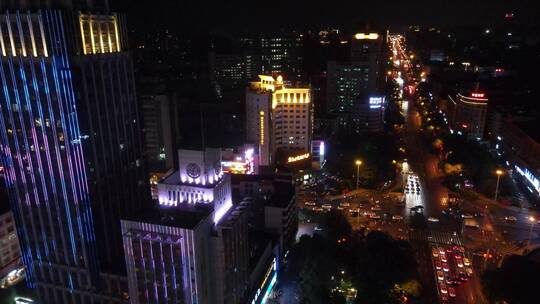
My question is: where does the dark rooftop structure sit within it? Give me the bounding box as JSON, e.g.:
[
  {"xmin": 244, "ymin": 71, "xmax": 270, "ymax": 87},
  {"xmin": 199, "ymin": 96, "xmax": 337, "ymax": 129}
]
[
  {"xmin": 267, "ymin": 182, "xmax": 295, "ymax": 208},
  {"xmin": 125, "ymin": 204, "xmax": 214, "ymax": 230}
]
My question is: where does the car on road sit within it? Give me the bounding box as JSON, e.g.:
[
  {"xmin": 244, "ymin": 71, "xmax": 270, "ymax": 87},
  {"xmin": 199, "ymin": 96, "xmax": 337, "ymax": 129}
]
[
  {"xmin": 440, "ymin": 254, "xmax": 447, "ymax": 263},
  {"xmin": 464, "ymin": 218, "xmax": 480, "ymax": 228},
  {"xmin": 465, "ymin": 267, "xmax": 473, "ymax": 277},
  {"xmin": 445, "ymin": 275, "xmax": 457, "ymax": 286},
  {"xmin": 435, "ymin": 260, "xmax": 442, "ymax": 270},
  {"xmin": 314, "ymin": 226, "xmax": 324, "ymax": 231},
  {"xmin": 439, "ymin": 283, "xmax": 448, "ymax": 294},
  {"xmin": 458, "ymin": 270, "xmax": 468, "ymax": 281},
  {"xmin": 505, "ymin": 216, "xmax": 517, "ymax": 222},
  {"xmin": 340, "ymin": 202, "xmax": 350, "ymax": 207},
  {"xmin": 448, "ymin": 287, "xmax": 456, "ymax": 298},
  {"xmin": 440, "ymin": 294, "xmax": 449, "ymax": 303},
  {"xmin": 461, "ymin": 213, "xmax": 473, "ymax": 219},
  {"xmin": 392, "ymin": 215, "xmax": 404, "ymax": 221},
  {"xmin": 463, "ymin": 257, "xmax": 471, "ymax": 267},
  {"xmin": 437, "ymin": 270, "xmax": 444, "ymax": 281},
  {"xmin": 455, "ymin": 256, "xmax": 463, "ymax": 268},
  {"xmin": 442, "ymin": 263, "xmax": 449, "ymax": 272},
  {"xmin": 321, "ymin": 204, "xmax": 332, "ymax": 210},
  {"xmin": 304, "ymin": 201, "xmax": 316, "ymax": 206},
  {"xmin": 428, "ymin": 217, "xmax": 439, "ymax": 222},
  {"xmin": 432, "ymin": 248, "xmax": 439, "ymax": 258}
]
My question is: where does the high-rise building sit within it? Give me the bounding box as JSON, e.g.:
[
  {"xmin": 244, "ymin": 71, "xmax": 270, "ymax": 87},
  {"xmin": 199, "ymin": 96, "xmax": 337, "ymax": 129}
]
[
  {"xmin": 326, "ymin": 33, "xmax": 385, "ymax": 134},
  {"xmin": 122, "ymin": 148, "xmax": 251, "ymax": 304},
  {"xmin": 500, "ymin": 118, "xmax": 540, "ymax": 197},
  {"xmin": 141, "ymin": 93, "xmax": 177, "ymax": 171},
  {"xmin": 260, "ymin": 33, "xmax": 303, "ymax": 80},
  {"xmin": 326, "ymin": 61, "xmax": 371, "ymax": 112},
  {"xmin": 264, "ymin": 182, "xmax": 297, "ymax": 250},
  {"xmin": 246, "ymin": 75, "xmax": 313, "ymax": 167},
  {"xmin": 350, "ymin": 32, "xmax": 383, "ymax": 66},
  {"xmin": 208, "ymin": 51, "xmax": 258, "ymax": 93},
  {"xmin": 447, "ymin": 92, "xmax": 488, "ymax": 140},
  {"xmin": 327, "ymin": 32, "xmax": 383, "ymax": 112},
  {"xmin": 0, "ymin": 1, "xmax": 149, "ymax": 302}
]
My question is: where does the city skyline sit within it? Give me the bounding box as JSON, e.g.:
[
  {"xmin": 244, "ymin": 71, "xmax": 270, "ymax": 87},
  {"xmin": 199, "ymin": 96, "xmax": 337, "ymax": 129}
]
[{"xmin": 1, "ymin": 1, "xmax": 540, "ymax": 304}]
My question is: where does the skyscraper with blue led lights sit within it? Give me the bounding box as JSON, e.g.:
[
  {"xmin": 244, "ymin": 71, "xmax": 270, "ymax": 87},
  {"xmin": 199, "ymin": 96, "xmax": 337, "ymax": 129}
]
[{"xmin": 0, "ymin": 1, "xmax": 149, "ymax": 302}]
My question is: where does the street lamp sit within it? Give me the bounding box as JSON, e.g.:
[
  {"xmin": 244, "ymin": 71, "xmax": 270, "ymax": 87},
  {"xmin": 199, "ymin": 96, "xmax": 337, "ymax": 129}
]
[
  {"xmin": 494, "ymin": 169, "xmax": 504, "ymax": 201},
  {"xmin": 355, "ymin": 160, "xmax": 362, "ymax": 189},
  {"xmin": 528, "ymin": 216, "xmax": 536, "ymax": 248}
]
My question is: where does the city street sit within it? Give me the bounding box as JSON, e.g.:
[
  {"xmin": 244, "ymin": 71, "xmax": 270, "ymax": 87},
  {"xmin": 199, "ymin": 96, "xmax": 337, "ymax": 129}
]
[{"xmin": 391, "ymin": 35, "xmax": 487, "ymax": 303}]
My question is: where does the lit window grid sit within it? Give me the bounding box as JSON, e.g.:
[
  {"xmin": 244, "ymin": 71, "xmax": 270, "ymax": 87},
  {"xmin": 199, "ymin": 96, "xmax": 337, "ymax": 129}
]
[
  {"xmin": 0, "ymin": 12, "xmax": 49, "ymax": 57},
  {"xmin": 79, "ymin": 13, "xmax": 121, "ymax": 55}
]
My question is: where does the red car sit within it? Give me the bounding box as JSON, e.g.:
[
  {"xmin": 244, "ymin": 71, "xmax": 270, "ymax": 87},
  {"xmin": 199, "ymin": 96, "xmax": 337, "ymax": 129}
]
[
  {"xmin": 435, "ymin": 260, "xmax": 442, "ymax": 270},
  {"xmin": 448, "ymin": 287, "xmax": 456, "ymax": 297}
]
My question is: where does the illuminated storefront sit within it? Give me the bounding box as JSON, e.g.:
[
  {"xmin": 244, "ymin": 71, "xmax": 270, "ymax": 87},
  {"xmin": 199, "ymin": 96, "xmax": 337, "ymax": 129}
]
[
  {"xmin": 287, "ymin": 153, "xmax": 310, "ymax": 163},
  {"xmin": 251, "ymin": 258, "xmax": 278, "ymax": 304},
  {"xmin": 515, "ymin": 165, "xmax": 540, "ymax": 196},
  {"xmin": 221, "ymin": 148, "xmax": 257, "ymax": 175},
  {"xmin": 311, "ymin": 140, "xmax": 326, "ymax": 168}
]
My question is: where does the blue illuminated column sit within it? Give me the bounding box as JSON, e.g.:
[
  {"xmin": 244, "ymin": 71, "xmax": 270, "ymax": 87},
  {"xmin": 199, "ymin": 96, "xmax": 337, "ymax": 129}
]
[{"xmin": 0, "ymin": 10, "xmax": 100, "ymax": 297}]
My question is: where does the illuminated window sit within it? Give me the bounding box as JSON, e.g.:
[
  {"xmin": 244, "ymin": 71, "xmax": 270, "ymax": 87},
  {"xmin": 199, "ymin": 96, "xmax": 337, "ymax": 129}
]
[{"xmin": 79, "ymin": 13, "xmax": 121, "ymax": 54}]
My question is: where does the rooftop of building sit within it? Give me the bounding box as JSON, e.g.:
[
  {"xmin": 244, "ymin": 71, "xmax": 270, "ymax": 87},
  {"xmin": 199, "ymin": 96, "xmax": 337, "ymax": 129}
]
[
  {"xmin": 266, "ymin": 182, "xmax": 295, "ymax": 208},
  {"xmin": 217, "ymin": 200, "xmax": 252, "ymax": 228},
  {"xmin": 126, "ymin": 203, "xmax": 214, "ymax": 230},
  {"xmin": 160, "ymin": 170, "xmax": 223, "ymax": 189},
  {"xmin": 248, "ymin": 75, "xmax": 310, "ymax": 93}
]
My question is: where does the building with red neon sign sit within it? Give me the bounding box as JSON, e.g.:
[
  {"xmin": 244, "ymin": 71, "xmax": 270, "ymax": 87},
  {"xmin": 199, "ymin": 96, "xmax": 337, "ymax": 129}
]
[{"xmin": 447, "ymin": 92, "xmax": 488, "ymax": 140}]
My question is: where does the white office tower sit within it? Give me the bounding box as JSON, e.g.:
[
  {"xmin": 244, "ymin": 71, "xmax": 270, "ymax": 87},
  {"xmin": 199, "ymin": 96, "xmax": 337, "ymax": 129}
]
[
  {"xmin": 246, "ymin": 75, "xmax": 313, "ymax": 167},
  {"xmin": 121, "ymin": 148, "xmax": 250, "ymax": 304}
]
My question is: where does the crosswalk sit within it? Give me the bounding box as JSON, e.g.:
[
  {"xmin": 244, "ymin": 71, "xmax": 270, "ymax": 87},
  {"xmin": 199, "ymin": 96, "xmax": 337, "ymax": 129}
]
[{"xmin": 409, "ymin": 229, "xmax": 463, "ymax": 246}]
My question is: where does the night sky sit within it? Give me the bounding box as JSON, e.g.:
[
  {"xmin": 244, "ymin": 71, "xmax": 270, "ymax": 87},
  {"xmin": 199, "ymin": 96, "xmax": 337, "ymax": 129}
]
[{"xmin": 111, "ymin": 0, "xmax": 538, "ymax": 33}]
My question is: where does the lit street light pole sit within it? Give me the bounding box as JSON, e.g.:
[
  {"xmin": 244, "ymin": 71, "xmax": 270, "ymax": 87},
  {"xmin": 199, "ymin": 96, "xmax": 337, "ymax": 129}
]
[
  {"xmin": 355, "ymin": 160, "xmax": 362, "ymax": 189},
  {"xmin": 494, "ymin": 169, "xmax": 503, "ymax": 201},
  {"xmin": 528, "ymin": 216, "xmax": 536, "ymax": 248}
]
